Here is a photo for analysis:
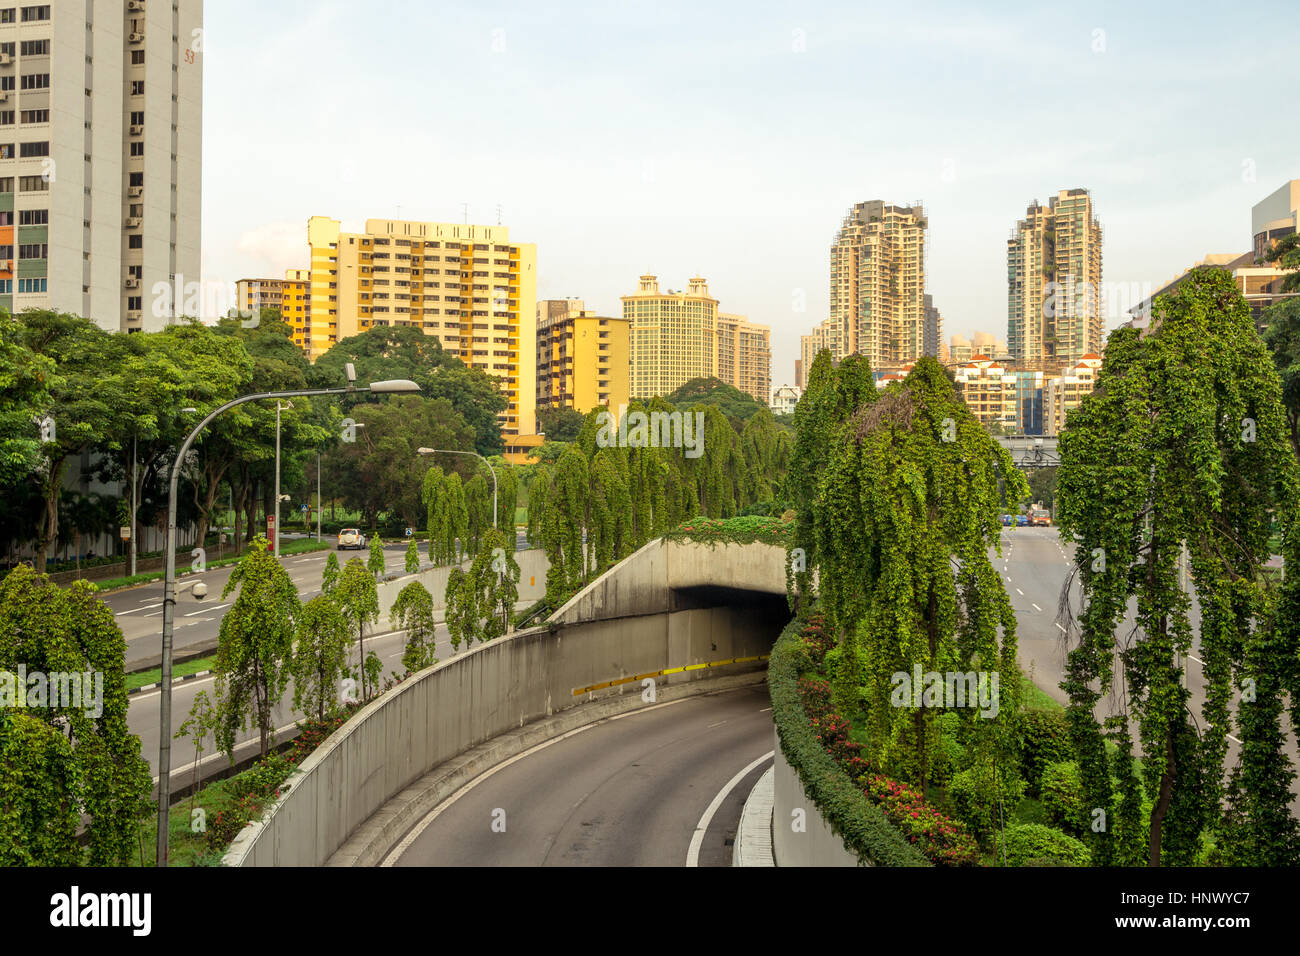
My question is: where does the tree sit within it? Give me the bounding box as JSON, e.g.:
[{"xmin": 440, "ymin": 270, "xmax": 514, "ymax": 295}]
[
  {"xmin": 405, "ymin": 536, "xmax": 420, "ymax": 573},
  {"xmin": 390, "ymin": 580, "xmax": 438, "ymax": 672},
  {"xmin": 336, "ymin": 557, "xmax": 379, "ymax": 700},
  {"xmin": 0, "ymin": 711, "xmax": 82, "ymax": 866},
  {"xmin": 321, "ymin": 551, "xmax": 341, "ymax": 595},
  {"xmin": 807, "ymin": 358, "xmax": 1028, "ymax": 799},
  {"xmin": 0, "ymin": 316, "xmax": 55, "ymax": 489},
  {"xmin": 367, "ymin": 533, "xmax": 386, "ymax": 578},
  {"xmin": 1262, "ymin": 297, "xmax": 1300, "ymax": 461},
  {"xmin": 664, "ymin": 376, "xmax": 769, "ymax": 423},
  {"xmin": 214, "ymin": 537, "xmax": 300, "ymax": 759},
  {"xmin": 536, "ymin": 405, "xmax": 584, "ymax": 442},
  {"xmin": 1057, "ymin": 269, "xmax": 1300, "ymax": 866},
  {"xmin": 328, "ymin": 396, "xmax": 474, "ymax": 529},
  {"xmin": 426, "ymin": 471, "xmax": 469, "ymax": 566},
  {"xmin": 18, "ymin": 312, "xmax": 127, "ymax": 571},
  {"xmin": 464, "ymin": 473, "xmax": 491, "ymax": 557},
  {"xmin": 444, "ymin": 529, "xmax": 519, "ymax": 650},
  {"xmin": 310, "ymin": 325, "xmax": 507, "ymax": 456},
  {"xmin": 1260, "ymin": 233, "xmax": 1300, "ymax": 293},
  {"xmin": 0, "ymin": 566, "xmax": 152, "ymax": 864},
  {"xmin": 174, "ymin": 691, "xmax": 219, "ymax": 816},
  {"xmin": 291, "ymin": 595, "xmax": 351, "ymax": 722}
]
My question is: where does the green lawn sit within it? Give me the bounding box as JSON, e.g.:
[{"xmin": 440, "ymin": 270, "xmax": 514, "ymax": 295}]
[
  {"xmin": 127, "ymin": 655, "xmax": 217, "ymax": 692},
  {"xmin": 93, "ymin": 539, "xmax": 331, "ymax": 593}
]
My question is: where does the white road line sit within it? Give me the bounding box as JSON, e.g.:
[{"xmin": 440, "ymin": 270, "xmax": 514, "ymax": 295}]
[
  {"xmin": 758, "ymin": 707, "xmax": 772, "ymax": 713},
  {"xmin": 381, "ymin": 696, "xmax": 694, "ymax": 867},
  {"xmin": 186, "ymin": 603, "xmax": 228, "ymax": 616},
  {"xmin": 1016, "ymin": 588, "xmax": 1024, "ymax": 596},
  {"xmin": 144, "ymin": 610, "xmax": 163, "ymax": 618},
  {"xmin": 1032, "ymin": 603, "xmax": 1042, "ymax": 612},
  {"xmin": 1187, "ymin": 655, "xmax": 1203, "ymax": 665},
  {"xmin": 116, "ymin": 603, "xmax": 162, "ymax": 616},
  {"xmin": 686, "ymin": 750, "xmax": 775, "ymax": 867},
  {"xmin": 1227, "ymin": 733, "xmax": 1242, "ymax": 745},
  {"xmin": 1055, "ymin": 622, "xmax": 1067, "ymax": 633},
  {"xmin": 706, "ymin": 720, "xmax": 728, "ymax": 729},
  {"xmin": 1005, "ymin": 576, "xmax": 1012, "ymax": 583}
]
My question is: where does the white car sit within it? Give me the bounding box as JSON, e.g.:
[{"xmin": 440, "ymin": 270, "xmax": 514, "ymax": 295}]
[{"xmin": 336, "ymin": 528, "xmax": 367, "ymax": 550}]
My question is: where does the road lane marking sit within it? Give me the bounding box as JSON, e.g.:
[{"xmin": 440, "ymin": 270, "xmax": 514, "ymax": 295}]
[
  {"xmin": 1187, "ymin": 655, "xmax": 1202, "ymax": 665},
  {"xmin": 117, "ymin": 603, "xmax": 163, "ymax": 616},
  {"xmin": 1016, "ymin": 588, "xmax": 1024, "ymax": 596},
  {"xmin": 1032, "ymin": 603, "xmax": 1042, "ymax": 612},
  {"xmin": 1055, "ymin": 623, "xmax": 1066, "ymax": 633},
  {"xmin": 382, "ymin": 695, "xmax": 696, "ymax": 866},
  {"xmin": 185, "ymin": 603, "xmax": 228, "ymax": 616},
  {"xmin": 686, "ymin": 750, "xmax": 775, "ymax": 867}
]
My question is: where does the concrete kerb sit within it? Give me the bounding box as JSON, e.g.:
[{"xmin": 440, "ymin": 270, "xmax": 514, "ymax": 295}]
[
  {"xmin": 732, "ymin": 764, "xmax": 775, "ymax": 867},
  {"xmin": 332, "ymin": 670, "xmax": 768, "ymax": 867}
]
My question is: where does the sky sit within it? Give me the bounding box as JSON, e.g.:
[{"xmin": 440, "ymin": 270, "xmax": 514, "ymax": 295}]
[{"xmin": 200, "ymin": 0, "xmax": 1300, "ymax": 387}]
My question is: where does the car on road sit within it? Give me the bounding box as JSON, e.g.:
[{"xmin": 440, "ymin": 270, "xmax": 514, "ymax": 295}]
[
  {"xmin": 337, "ymin": 528, "xmax": 367, "ymax": 550},
  {"xmin": 1015, "ymin": 514, "xmax": 1029, "ymax": 527},
  {"xmin": 1002, "ymin": 514, "xmax": 1014, "ymax": 526},
  {"xmin": 1030, "ymin": 509, "xmax": 1051, "ymax": 526}
]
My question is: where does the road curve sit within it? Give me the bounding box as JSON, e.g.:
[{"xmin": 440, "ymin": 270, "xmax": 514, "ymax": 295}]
[{"xmin": 391, "ymin": 685, "xmax": 774, "ymax": 867}]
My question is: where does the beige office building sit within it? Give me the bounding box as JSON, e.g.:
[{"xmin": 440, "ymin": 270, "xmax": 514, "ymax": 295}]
[
  {"xmin": 1253, "ymin": 179, "xmax": 1299, "ymax": 260},
  {"xmin": 303, "ymin": 216, "xmax": 538, "ymax": 450},
  {"xmin": 0, "ymin": 1, "xmax": 203, "ymax": 330},
  {"xmin": 800, "ymin": 317, "xmax": 833, "ymax": 380},
  {"xmin": 1007, "ymin": 188, "xmax": 1103, "ymax": 373},
  {"xmin": 536, "ymin": 298, "xmax": 629, "ymax": 414},
  {"xmin": 827, "ymin": 200, "xmax": 928, "ymax": 366}
]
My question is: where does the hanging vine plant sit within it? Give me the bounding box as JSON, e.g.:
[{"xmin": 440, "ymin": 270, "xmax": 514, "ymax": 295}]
[{"xmin": 1056, "ymin": 267, "xmax": 1300, "ymax": 866}]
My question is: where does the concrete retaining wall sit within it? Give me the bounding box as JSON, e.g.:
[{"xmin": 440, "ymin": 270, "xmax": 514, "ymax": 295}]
[
  {"xmin": 225, "ymin": 600, "xmax": 782, "ymax": 866},
  {"xmin": 376, "ymin": 548, "xmax": 549, "ymax": 621},
  {"xmin": 771, "ymin": 726, "xmax": 864, "ymax": 867}
]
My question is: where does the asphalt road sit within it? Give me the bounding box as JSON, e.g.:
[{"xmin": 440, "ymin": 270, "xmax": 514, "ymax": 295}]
[
  {"xmin": 998, "ymin": 524, "xmax": 1298, "ymax": 806},
  {"xmin": 107, "ymin": 537, "xmax": 412, "ymax": 670},
  {"xmin": 390, "ymin": 685, "xmax": 774, "ymax": 867}
]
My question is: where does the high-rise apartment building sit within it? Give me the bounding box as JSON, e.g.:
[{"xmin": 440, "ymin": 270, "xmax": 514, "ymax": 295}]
[
  {"xmin": 954, "ymin": 357, "xmax": 1017, "ymax": 431},
  {"xmin": 0, "ymin": 1, "xmax": 203, "ymax": 330},
  {"xmin": 237, "ymin": 272, "xmax": 309, "ymax": 348},
  {"xmin": 828, "ymin": 200, "xmax": 928, "ymax": 366},
  {"xmin": 923, "ymin": 294, "xmax": 942, "ymax": 358},
  {"xmin": 717, "ymin": 311, "xmax": 771, "ymax": 404},
  {"xmin": 303, "ymin": 216, "xmax": 538, "ymax": 449},
  {"xmin": 800, "ymin": 317, "xmax": 833, "ymax": 379},
  {"xmin": 536, "ymin": 298, "xmax": 629, "ymax": 414},
  {"xmin": 1044, "ymin": 354, "xmax": 1103, "ymax": 436},
  {"xmin": 1007, "ymin": 188, "xmax": 1103, "ymax": 373}
]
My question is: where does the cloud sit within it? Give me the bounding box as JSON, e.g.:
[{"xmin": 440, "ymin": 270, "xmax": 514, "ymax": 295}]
[{"xmin": 233, "ymin": 221, "xmax": 307, "ymax": 278}]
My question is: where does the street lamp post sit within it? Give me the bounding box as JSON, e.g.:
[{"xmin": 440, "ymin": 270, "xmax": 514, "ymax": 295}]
[
  {"xmin": 154, "ymin": 379, "xmax": 418, "ymax": 866},
  {"xmin": 274, "ymin": 400, "xmax": 293, "ymax": 559},
  {"xmin": 417, "ymin": 447, "xmax": 497, "ymax": 528},
  {"xmin": 316, "ymin": 449, "xmax": 322, "ymax": 542}
]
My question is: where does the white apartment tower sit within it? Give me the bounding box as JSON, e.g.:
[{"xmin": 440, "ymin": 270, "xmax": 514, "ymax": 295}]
[{"xmin": 0, "ymin": 1, "xmax": 203, "ymax": 331}]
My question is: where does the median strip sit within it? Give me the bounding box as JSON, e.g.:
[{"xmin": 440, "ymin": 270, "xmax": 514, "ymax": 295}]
[{"xmin": 571, "ymin": 654, "xmax": 769, "ymax": 696}]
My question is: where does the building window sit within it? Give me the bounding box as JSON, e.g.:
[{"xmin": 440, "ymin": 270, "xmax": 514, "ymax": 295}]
[
  {"xmin": 17, "ymin": 209, "xmax": 45, "ymax": 225},
  {"xmin": 0, "ymin": 10, "xmax": 13, "ymax": 25},
  {"xmin": 18, "ymin": 243, "xmax": 47, "ymax": 259},
  {"xmin": 128, "ymin": 235, "xmax": 142, "ymax": 249},
  {"xmin": 19, "ymin": 6, "xmax": 48, "ymax": 23},
  {"xmin": 129, "ymin": 141, "xmax": 143, "ymax": 156},
  {"xmin": 17, "ymin": 175, "xmax": 47, "ymax": 191},
  {"xmin": 128, "ymin": 296, "xmax": 142, "ymax": 310},
  {"xmin": 131, "ymin": 49, "xmax": 145, "ymax": 65},
  {"xmin": 129, "ymin": 171, "xmax": 143, "ymax": 187},
  {"xmin": 130, "ymin": 80, "xmax": 144, "ymax": 95},
  {"xmin": 18, "ymin": 141, "xmax": 47, "ymax": 157},
  {"xmin": 130, "ymin": 110, "xmax": 144, "ymax": 126},
  {"xmin": 19, "ymin": 40, "xmax": 49, "ymax": 56},
  {"xmin": 19, "ymin": 109, "xmax": 47, "ymax": 124},
  {"xmin": 17, "ymin": 278, "xmax": 46, "ymax": 293},
  {"xmin": 19, "ymin": 74, "xmax": 50, "ymax": 91}
]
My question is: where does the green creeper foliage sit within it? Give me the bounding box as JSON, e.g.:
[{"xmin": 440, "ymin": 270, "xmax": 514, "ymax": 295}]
[
  {"xmin": 367, "ymin": 533, "xmax": 386, "ymax": 578},
  {"xmin": 321, "ymin": 551, "xmax": 340, "ymax": 595},
  {"xmin": 1057, "ymin": 268, "xmax": 1300, "ymax": 866},
  {"xmin": 0, "ymin": 711, "xmax": 83, "ymax": 866},
  {"xmin": 404, "ymin": 537, "xmax": 420, "ymax": 574}
]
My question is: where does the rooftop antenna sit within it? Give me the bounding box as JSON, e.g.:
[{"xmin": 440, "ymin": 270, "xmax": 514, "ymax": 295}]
[
  {"xmin": 461, "ymin": 202, "xmax": 469, "ymax": 225},
  {"xmin": 496, "ymin": 203, "xmax": 503, "ymax": 225}
]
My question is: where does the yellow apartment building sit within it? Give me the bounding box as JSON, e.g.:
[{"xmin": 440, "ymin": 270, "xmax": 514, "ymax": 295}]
[
  {"xmin": 237, "ymin": 272, "xmax": 310, "ymax": 349},
  {"xmin": 954, "ymin": 356, "xmax": 1017, "ymax": 430},
  {"xmin": 302, "ymin": 217, "xmax": 539, "ymax": 459},
  {"xmin": 536, "ymin": 299, "xmax": 630, "ymax": 414},
  {"xmin": 1044, "ymin": 353, "xmax": 1103, "ymax": 436},
  {"xmin": 716, "ymin": 312, "xmax": 772, "ymax": 404}
]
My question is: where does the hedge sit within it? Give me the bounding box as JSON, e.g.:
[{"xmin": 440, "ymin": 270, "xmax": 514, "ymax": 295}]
[
  {"xmin": 665, "ymin": 515, "xmax": 793, "ymax": 548},
  {"xmin": 769, "ymin": 613, "xmax": 931, "ymax": 867}
]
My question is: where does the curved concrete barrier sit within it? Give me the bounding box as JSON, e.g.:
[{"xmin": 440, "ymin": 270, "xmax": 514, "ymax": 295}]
[
  {"xmin": 224, "ymin": 539, "xmax": 789, "ymax": 867},
  {"xmin": 771, "ymin": 727, "xmax": 865, "ymax": 867}
]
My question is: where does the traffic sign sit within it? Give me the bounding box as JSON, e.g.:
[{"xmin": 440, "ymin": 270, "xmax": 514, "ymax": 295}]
[{"xmin": 119, "ymin": 526, "xmax": 131, "ymax": 541}]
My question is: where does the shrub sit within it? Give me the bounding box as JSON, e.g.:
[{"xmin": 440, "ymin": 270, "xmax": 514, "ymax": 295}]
[
  {"xmin": 1041, "ymin": 760, "xmax": 1088, "ymax": 837},
  {"xmin": 994, "ymin": 823, "xmax": 1091, "ymax": 867},
  {"xmin": 1017, "ymin": 709, "xmax": 1072, "ymax": 793},
  {"xmin": 861, "ymin": 773, "xmax": 982, "ymax": 866},
  {"xmin": 948, "ymin": 763, "xmax": 1026, "ymax": 843}
]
